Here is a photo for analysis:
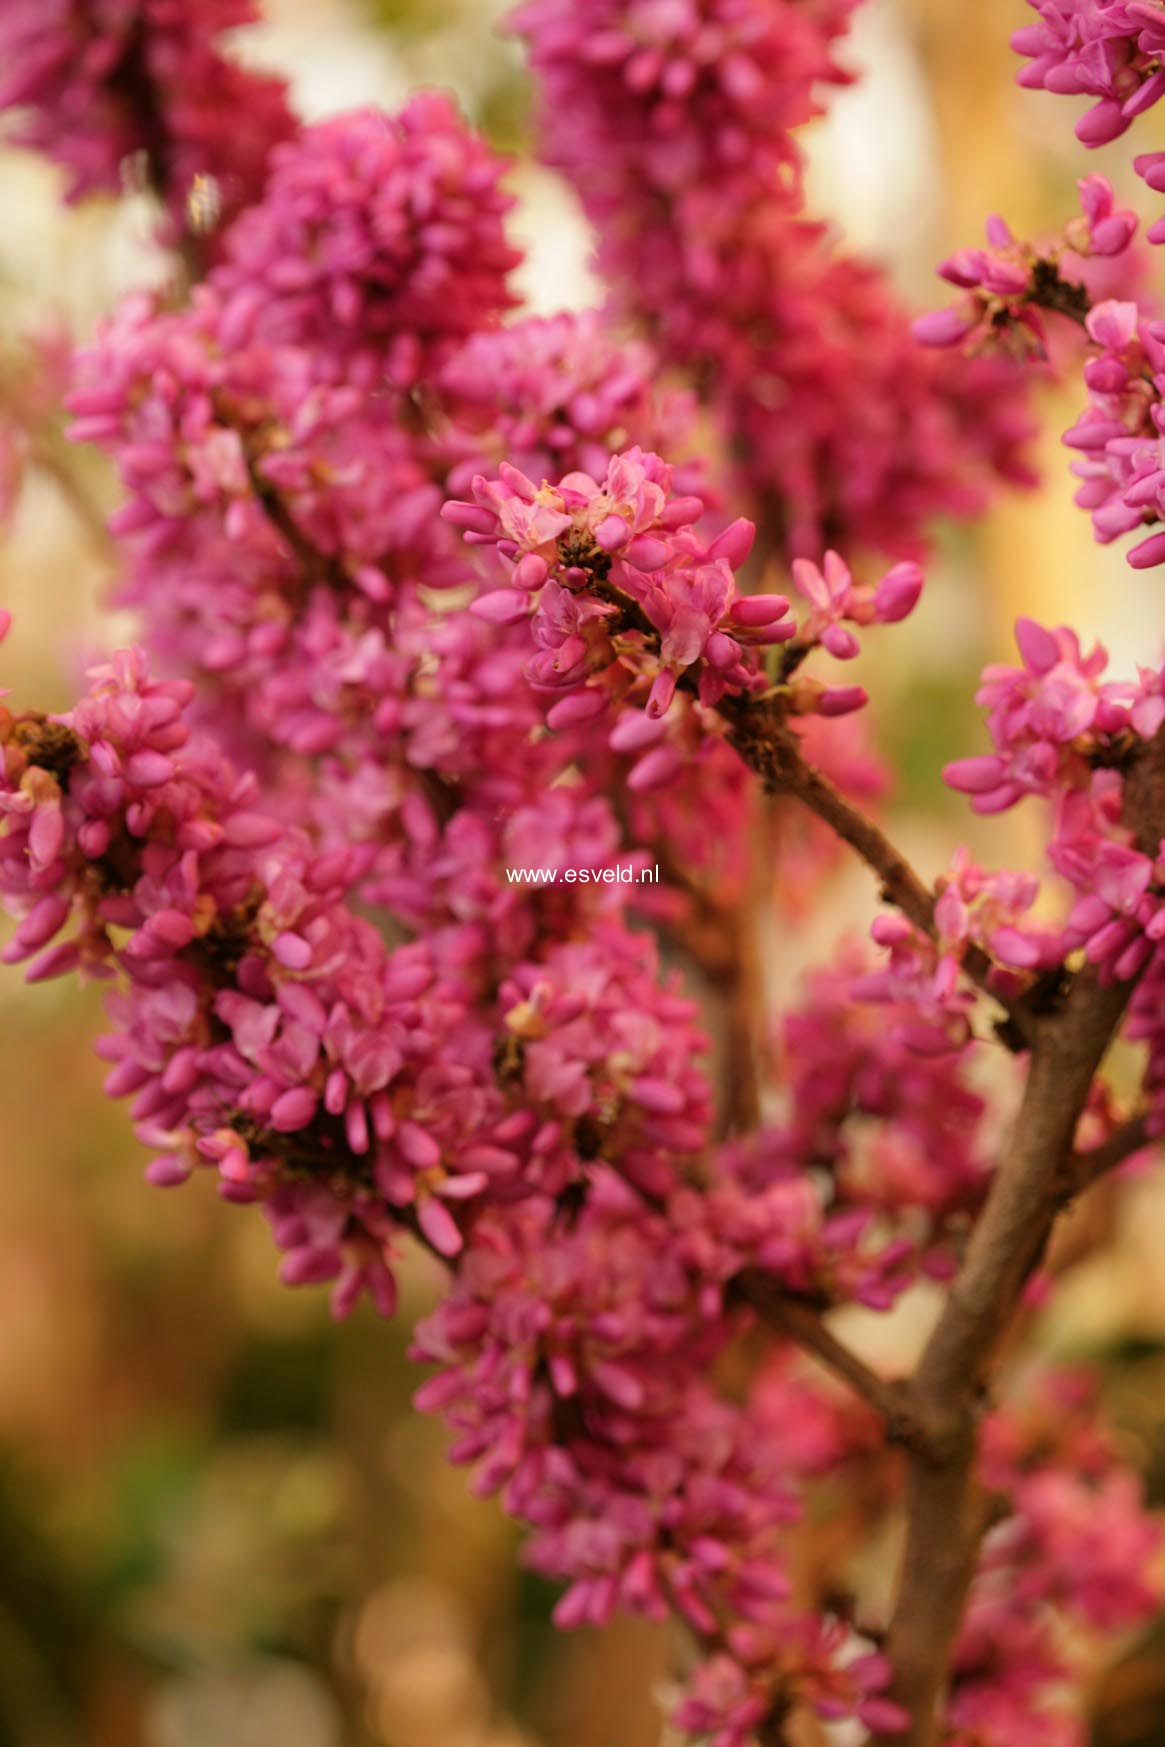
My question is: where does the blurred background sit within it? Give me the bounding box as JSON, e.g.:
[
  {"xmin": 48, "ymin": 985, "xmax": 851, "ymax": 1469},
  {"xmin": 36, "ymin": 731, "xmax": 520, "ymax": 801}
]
[{"xmin": 1, "ymin": 1, "xmax": 1165, "ymax": 1743}]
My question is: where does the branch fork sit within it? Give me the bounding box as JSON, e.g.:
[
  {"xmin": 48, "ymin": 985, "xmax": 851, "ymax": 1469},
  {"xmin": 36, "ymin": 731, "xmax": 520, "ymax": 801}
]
[{"xmin": 718, "ymin": 707, "xmax": 1165, "ymax": 1745}]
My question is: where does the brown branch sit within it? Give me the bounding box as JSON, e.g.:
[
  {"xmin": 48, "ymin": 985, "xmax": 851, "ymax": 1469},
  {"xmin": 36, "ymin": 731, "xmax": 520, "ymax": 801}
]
[
  {"xmin": 108, "ymin": 17, "xmax": 208, "ymax": 279},
  {"xmin": 588, "ymin": 565, "xmax": 1037, "ymax": 1044},
  {"xmin": 716, "ymin": 909, "xmax": 764, "ymax": 1134},
  {"xmin": 721, "ymin": 698, "xmax": 1035, "ymax": 1045},
  {"xmin": 867, "ymin": 726, "xmax": 1165, "ymax": 1747},
  {"xmin": 736, "ymin": 1274, "xmax": 928, "ymax": 1450},
  {"xmin": 727, "ymin": 705, "xmax": 938, "ymax": 937},
  {"xmin": 868, "ymin": 971, "xmax": 1132, "ymax": 1746},
  {"xmin": 756, "ymin": 1709, "xmax": 792, "ymax": 1747},
  {"xmin": 1061, "ymin": 1113, "xmax": 1154, "ymax": 1196},
  {"xmin": 1026, "ymin": 257, "xmax": 1092, "ymax": 331},
  {"xmin": 209, "ymin": 391, "xmax": 350, "ymax": 592}
]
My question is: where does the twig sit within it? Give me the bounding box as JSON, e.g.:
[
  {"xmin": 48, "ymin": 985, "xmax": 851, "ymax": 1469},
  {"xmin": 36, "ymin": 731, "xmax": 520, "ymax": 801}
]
[
  {"xmin": 719, "ymin": 840, "xmax": 767, "ymax": 1133},
  {"xmin": 210, "ymin": 390, "xmax": 351, "ymax": 592},
  {"xmin": 1026, "ymin": 257, "xmax": 1093, "ymax": 331},
  {"xmin": 1061, "ymin": 1113, "xmax": 1153, "ymax": 1196},
  {"xmin": 721, "ymin": 697, "xmax": 1035, "ymax": 1044},
  {"xmin": 726, "ymin": 703, "xmax": 938, "ymax": 935},
  {"xmin": 108, "ymin": 16, "xmax": 208, "ymax": 280},
  {"xmin": 868, "ymin": 970, "xmax": 1132, "ymax": 1746},
  {"xmin": 737, "ymin": 1274, "xmax": 928, "ymax": 1451}
]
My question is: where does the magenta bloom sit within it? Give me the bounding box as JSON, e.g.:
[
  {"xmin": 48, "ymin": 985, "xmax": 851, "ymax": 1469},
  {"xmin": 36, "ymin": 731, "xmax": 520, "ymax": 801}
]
[
  {"xmin": 214, "ymin": 97, "xmax": 522, "ymax": 387},
  {"xmin": 438, "ymin": 310, "xmax": 700, "ymax": 495},
  {"xmin": 0, "ymin": 0, "xmax": 294, "ymax": 235},
  {"xmin": 445, "ymin": 446, "xmax": 789, "ymax": 728},
  {"xmin": 513, "ymin": 0, "xmax": 1039, "ymax": 559},
  {"xmin": 1013, "ymin": 0, "xmax": 1165, "ymax": 144},
  {"xmin": 944, "ymin": 617, "xmax": 1127, "ymax": 812},
  {"xmin": 791, "ymin": 550, "xmax": 924, "ymax": 660}
]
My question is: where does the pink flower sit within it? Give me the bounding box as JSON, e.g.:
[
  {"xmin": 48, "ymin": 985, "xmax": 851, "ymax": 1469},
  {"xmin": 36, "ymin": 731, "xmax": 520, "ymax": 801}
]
[
  {"xmin": 438, "ymin": 310, "xmax": 701, "ymax": 496},
  {"xmin": 213, "ymin": 97, "xmax": 521, "ymax": 387},
  {"xmin": 0, "ymin": 0, "xmax": 294, "ymax": 238},
  {"xmin": 1013, "ymin": 1, "xmax": 1165, "ymax": 146},
  {"xmin": 933, "ymin": 847, "xmax": 1063, "ymax": 974},
  {"xmin": 914, "ymin": 181, "xmax": 1134, "ymax": 361},
  {"xmin": 949, "ymin": 1369, "xmax": 1163, "ymax": 1744},
  {"xmin": 1072, "ymin": 172, "xmax": 1139, "ymax": 256},
  {"xmin": 944, "ymin": 617, "xmax": 1124, "ymax": 811},
  {"xmin": 4, "ymin": 19, "xmax": 1163, "ymax": 1747},
  {"xmin": 0, "ymin": 641, "xmax": 524, "ymax": 1312},
  {"xmin": 498, "ymin": 924, "xmax": 711, "ymax": 1197},
  {"xmin": 791, "ymin": 550, "xmax": 923, "ymax": 660},
  {"xmin": 513, "ymin": 0, "xmax": 1038, "ymax": 560},
  {"xmin": 445, "ymin": 449, "xmax": 784, "ymax": 722},
  {"xmin": 1061, "ymin": 299, "xmax": 1165, "ymax": 571}
]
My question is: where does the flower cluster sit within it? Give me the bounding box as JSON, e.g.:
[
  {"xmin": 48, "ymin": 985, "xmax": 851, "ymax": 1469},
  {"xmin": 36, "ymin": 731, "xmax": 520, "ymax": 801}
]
[
  {"xmin": 0, "ymin": 639, "xmax": 519, "ymax": 1294},
  {"xmin": 445, "ymin": 447, "xmax": 792, "ymax": 729},
  {"xmin": 936, "ymin": 615, "xmax": 1165, "ymax": 1131},
  {"xmin": 856, "ymin": 847, "xmax": 1064, "ymax": 1057},
  {"xmin": 1013, "ymin": 0, "xmax": 1165, "ymax": 147},
  {"xmin": 437, "ymin": 310, "xmax": 700, "ymax": 499},
  {"xmin": 0, "ymin": 623, "xmax": 715, "ymax": 1298},
  {"xmin": 67, "ymin": 282, "xmax": 468, "ymax": 868},
  {"xmin": 446, "ymin": 448, "xmax": 927, "ymax": 762},
  {"xmin": 790, "ymin": 548, "xmax": 923, "ymax": 659},
  {"xmin": 411, "ymin": 1180, "xmax": 906, "ymax": 1742},
  {"xmin": 0, "ymin": 595, "xmax": 938, "ymax": 1747},
  {"xmin": 512, "ymin": 0, "xmax": 1039, "ymax": 559},
  {"xmin": 1, "ymin": 8, "xmax": 1164, "ymax": 1747},
  {"xmin": 949, "ymin": 1370, "xmax": 1162, "ymax": 1747},
  {"xmin": 695, "ymin": 945, "xmax": 993, "ymax": 1302},
  {"xmin": 1061, "ymin": 298, "xmax": 1165, "ymax": 570},
  {"xmin": 70, "ymin": 286, "xmax": 462, "ymax": 595},
  {"xmin": 673, "ymin": 1624, "xmax": 906, "ymax": 1747},
  {"xmin": 66, "ymin": 138, "xmax": 717, "ymax": 906},
  {"xmin": 0, "ymin": 0, "xmax": 295, "ymax": 237},
  {"xmin": 942, "ymin": 618, "xmax": 1165, "ymax": 975},
  {"xmin": 510, "ymin": 0, "xmax": 858, "ymax": 212},
  {"xmin": 213, "ymin": 98, "xmax": 521, "ymax": 388},
  {"xmin": 944, "ymin": 617, "xmax": 1124, "ymax": 811},
  {"xmin": 928, "ymin": 26, "xmax": 1165, "ymax": 578},
  {"xmin": 914, "ymin": 178, "xmax": 1136, "ymax": 359},
  {"xmin": 497, "ymin": 927, "xmax": 712, "ymax": 1199},
  {"xmin": 1012, "ymin": 2, "xmax": 1165, "ymax": 243}
]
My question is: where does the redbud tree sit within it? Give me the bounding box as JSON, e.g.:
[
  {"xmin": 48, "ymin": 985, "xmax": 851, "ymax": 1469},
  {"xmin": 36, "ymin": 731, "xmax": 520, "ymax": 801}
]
[{"xmin": 0, "ymin": 2, "xmax": 1162, "ymax": 1744}]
